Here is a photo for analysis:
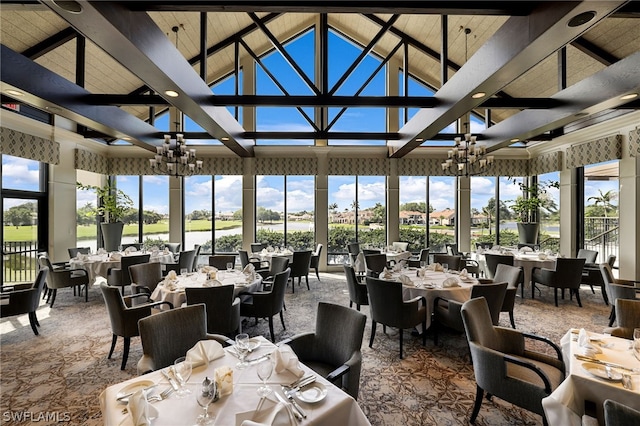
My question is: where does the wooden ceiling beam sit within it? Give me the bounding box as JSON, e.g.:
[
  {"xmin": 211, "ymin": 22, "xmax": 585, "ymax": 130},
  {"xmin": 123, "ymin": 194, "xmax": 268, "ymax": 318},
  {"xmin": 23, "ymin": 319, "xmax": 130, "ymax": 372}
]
[{"xmin": 21, "ymin": 26, "xmax": 77, "ymax": 60}]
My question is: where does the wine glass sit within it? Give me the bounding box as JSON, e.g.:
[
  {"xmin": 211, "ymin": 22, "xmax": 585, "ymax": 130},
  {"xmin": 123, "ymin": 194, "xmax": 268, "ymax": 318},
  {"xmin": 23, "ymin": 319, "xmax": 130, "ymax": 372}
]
[
  {"xmin": 226, "ymin": 262, "xmax": 234, "ymax": 272},
  {"xmin": 180, "ymin": 268, "xmax": 188, "ymax": 277},
  {"xmin": 442, "ymin": 263, "xmax": 449, "ymax": 274},
  {"xmin": 173, "ymin": 357, "xmax": 192, "ymax": 398},
  {"xmin": 256, "ymin": 358, "xmax": 274, "ymax": 397},
  {"xmin": 235, "ymin": 333, "xmax": 250, "ymax": 369},
  {"xmin": 196, "ymin": 378, "xmax": 217, "ymax": 425},
  {"xmin": 633, "ymin": 328, "xmax": 640, "ymax": 360}
]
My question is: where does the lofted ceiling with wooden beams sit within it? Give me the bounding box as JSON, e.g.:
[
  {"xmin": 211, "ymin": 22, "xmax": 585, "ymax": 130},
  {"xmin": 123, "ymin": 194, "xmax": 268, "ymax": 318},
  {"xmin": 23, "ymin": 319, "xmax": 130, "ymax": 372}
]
[{"xmin": 1, "ymin": 1, "xmax": 639, "ymax": 158}]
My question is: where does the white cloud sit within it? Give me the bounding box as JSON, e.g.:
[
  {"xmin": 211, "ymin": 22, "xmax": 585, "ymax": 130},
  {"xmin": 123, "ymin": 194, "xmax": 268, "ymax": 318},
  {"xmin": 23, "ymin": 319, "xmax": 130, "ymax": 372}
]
[{"xmin": 1, "ymin": 157, "xmax": 39, "ymax": 188}]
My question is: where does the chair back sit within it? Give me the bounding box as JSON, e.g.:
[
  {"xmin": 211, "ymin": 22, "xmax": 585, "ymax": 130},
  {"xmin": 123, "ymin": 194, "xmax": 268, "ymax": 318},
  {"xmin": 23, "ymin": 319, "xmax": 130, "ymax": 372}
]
[
  {"xmin": 192, "ymin": 244, "xmax": 202, "ymax": 271},
  {"xmin": 186, "ymin": 285, "xmax": 240, "ymax": 335},
  {"xmin": 165, "ymin": 242, "xmax": 181, "ymax": 254},
  {"xmin": 250, "ymin": 243, "xmax": 265, "ymax": 253},
  {"xmin": 238, "ymin": 250, "xmax": 252, "ymax": 268},
  {"xmin": 344, "ymin": 264, "xmax": 368, "ymax": 307},
  {"xmin": 418, "ymin": 249, "xmax": 430, "ymax": 262},
  {"xmin": 310, "ymin": 244, "xmax": 323, "ymax": 268},
  {"xmin": 347, "ymin": 242, "xmax": 361, "ymax": 255},
  {"xmin": 123, "ymin": 243, "xmax": 143, "ymax": 250},
  {"xmin": 517, "ymin": 243, "xmax": 540, "ymax": 251},
  {"xmin": 1, "ymin": 267, "xmax": 49, "ymax": 319},
  {"xmin": 68, "ymin": 247, "xmax": 90, "ymax": 258},
  {"xmin": 38, "ymin": 256, "xmax": 72, "ymax": 290},
  {"xmin": 290, "ymin": 250, "xmax": 312, "ymax": 278},
  {"xmin": 392, "ymin": 242, "xmax": 408, "ymax": 251},
  {"xmin": 365, "ymin": 277, "xmax": 405, "ymax": 328},
  {"xmin": 209, "ymin": 254, "xmax": 236, "ymax": 270},
  {"xmin": 433, "ymin": 254, "xmax": 462, "ymax": 271},
  {"xmin": 31, "ymin": 267, "xmax": 49, "ymax": 310},
  {"xmin": 269, "ymin": 256, "xmax": 290, "ymax": 276},
  {"xmin": 577, "ymin": 248, "xmax": 598, "ymax": 263},
  {"xmin": 119, "ymin": 254, "xmax": 151, "ymax": 286},
  {"xmin": 362, "ymin": 249, "xmax": 381, "ymax": 256},
  {"xmin": 138, "ymin": 304, "xmax": 208, "ymax": 371},
  {"xmin": 606, "ymin": 254, "xmax": 616, "ymax": 268},
  {"xmin": 461, "ymin": 297, "xmax": 503, "ymax": 351},
  {"xmin": 364, "ymin": 254, "xmax": 387, "ymax": 277},
  {"xmin": 484, "ymin": 253, "xmax": 514, "ymax": 279},
  {"xmin": 470, "ymin": 282, "xmax": 508, "ymax": 325},
  {"xmin": 129, "ymin": 262, "xmax": 163, "ymax": 294},
  {"xmin": 445, "ymin": 243, "xmax": 461, "ymax": 256},
  {"xmin": 100, "ymin": 282, "xmax": 130, "ymax": 336},
  {"xmin": 178, "ymin": 250, "xmax": 196, "ymax": 272},
  {"xmin": 475, "ymin": 242, "xmax": 494, "ymax": 250},
  {"xmin": 550, "ymin": 257, "xmax": 586, "ymax": 290},
  {"xmin": 599, "ymin": 263, "xmax": 636, "ymax": 306},
  {"xmin": 264, "ymin": 269, "xmax": 290, "ymax": 314},
  {"xmin": 493, "ymin": 264, "xmax": 523, "ymax": 290},
  {"xmin": 611, "ymin": 299, "xmax": 640, "ymax": 339},
  {"xmin": 604, "ymin": 399, "xmax": 640, "ymax": 425}
]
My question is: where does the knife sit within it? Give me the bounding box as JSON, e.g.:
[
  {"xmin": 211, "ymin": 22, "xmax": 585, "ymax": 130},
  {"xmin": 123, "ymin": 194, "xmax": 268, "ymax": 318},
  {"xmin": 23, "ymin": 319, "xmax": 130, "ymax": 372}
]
[
  {"xmin": 246, "ymin": 353, "xmax": 271, "ymax": 364},
  {"xmin": 286, "ymin": 376, "xmax": 316, "ymax": 393},
  {"xmin": 574, "ymin": 354, "xmax": 637, "ymax": 372},
  {"xmin": 116, "ymin": 384, "xmax": 158, "ymax": 401},
  {"xmin": 281, "ymin": 385, "xmax": 307, "ymax": 419},
  {"xmin": 275, "ymin": 391, "xmax": 303, "ymax": 422},
  {"xmin": 161, "ymin": 369, "xmax": 180, "ymax": 391}
]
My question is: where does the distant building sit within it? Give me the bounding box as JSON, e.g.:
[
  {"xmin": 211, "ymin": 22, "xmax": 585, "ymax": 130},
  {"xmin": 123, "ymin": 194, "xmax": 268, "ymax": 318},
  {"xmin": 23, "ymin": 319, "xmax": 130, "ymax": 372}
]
[{"xmin": 429, "ymin": 208, "xmax": 456, "ymax": 226}]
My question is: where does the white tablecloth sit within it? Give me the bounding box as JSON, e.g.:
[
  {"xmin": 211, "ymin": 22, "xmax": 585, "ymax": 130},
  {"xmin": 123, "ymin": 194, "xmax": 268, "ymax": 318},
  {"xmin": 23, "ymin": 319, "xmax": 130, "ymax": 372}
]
[
  {"xmin": 542, "ymin": 330, "xmax": 640, "ymax": 425},
  {"xmin": 150, "ymin": 270, "xmax": 263, "ymax": 309},
  {"xmin": 69, "ymin": 251, "xmax": 174, "ymax": 283},
  {"xmin": 99, "ymin": 337, "xmax": 371, "ymax": 426}
]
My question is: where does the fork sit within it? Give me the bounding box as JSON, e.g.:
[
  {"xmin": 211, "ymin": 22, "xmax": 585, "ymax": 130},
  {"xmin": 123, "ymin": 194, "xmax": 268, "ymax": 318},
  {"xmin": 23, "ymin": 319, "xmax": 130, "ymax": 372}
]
[{"xmin": 147, "ymin": 387, "xmax": 174, "ymax": 402}]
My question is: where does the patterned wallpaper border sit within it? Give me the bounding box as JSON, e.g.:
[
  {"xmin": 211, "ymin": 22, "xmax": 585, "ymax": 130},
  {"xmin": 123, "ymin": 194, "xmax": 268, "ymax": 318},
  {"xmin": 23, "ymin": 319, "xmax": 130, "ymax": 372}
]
[
  {"xmin": 1, "ymin": 127, "xmax": 59, "ymax": 165},
  {"xmin": 75, "ymin": 149, "xmax": 109, "ymax": 174},
  {"xmin": 530, "ymin": 151, "xmax": 562, "ymax": 176},
  {"xmin": 566, "ymin": 134, "xmax": 622, "ymax": 168},
  {"xmin": 629, "ymin": 127, "xmax": 640, "ymax": 157},
  {"xmin": 255, "ymin": 157, "xmax": 318, "ymax": 175}
]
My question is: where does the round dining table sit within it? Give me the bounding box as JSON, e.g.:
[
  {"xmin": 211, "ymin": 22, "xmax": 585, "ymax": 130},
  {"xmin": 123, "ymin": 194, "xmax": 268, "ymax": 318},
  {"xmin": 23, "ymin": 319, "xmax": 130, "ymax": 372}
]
[{"xmin": 69, "ymin": 250, "xmax": 175, "ymax": 283}]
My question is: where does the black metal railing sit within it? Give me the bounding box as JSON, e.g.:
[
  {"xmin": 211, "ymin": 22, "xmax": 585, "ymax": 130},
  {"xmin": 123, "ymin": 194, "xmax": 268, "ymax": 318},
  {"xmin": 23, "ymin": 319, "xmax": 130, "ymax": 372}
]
[
  {"xmin": 2, "ymin": 240, "xmax": 39, "ymax": 285},
  {"xmin": 584, "ymin": 217, "xmax": 619, "ymax": 263}
]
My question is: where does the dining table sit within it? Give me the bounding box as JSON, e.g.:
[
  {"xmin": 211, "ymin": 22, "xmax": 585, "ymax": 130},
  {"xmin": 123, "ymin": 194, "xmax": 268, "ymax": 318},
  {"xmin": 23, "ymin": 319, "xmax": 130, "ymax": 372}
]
[
  {"xmin": 69, "ymin": 250, "xmax": 175, "ymax": 283},
  {"xmin": 381, "ymin": 268, "xmax": 476, "ymax": 331},
  {"xmin": 150, "ymin": 269, "xmax": 263, "ymax": 310},
  {"xmin": 99, "ymin": 336, "xmax": 371, "ymax": 426},
  {"xmin": 541, "ymin": 330, "xmax": 640, "ymax": 426}
]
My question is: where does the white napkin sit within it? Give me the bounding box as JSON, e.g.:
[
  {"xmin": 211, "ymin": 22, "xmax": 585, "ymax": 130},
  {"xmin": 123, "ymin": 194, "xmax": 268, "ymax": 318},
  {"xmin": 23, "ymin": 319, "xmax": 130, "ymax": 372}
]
[
  {"xmin": 203, "ymin": 279, "xmax": 222, "ymax": 288},
  {"xmin": 166, "ymin": 270, "xmax": 178, "ymax": 281},
  {"xmin": 214, "ymin": 366, "xmax": 234, "ymax": 397},
  {"xmin": 392, "ymin": 261, "xmax": 404, "ymax": 272},
  {"xmin": 246, "ymin": 273, "xmax": 256, "ymax": 283},
  {"xmin": 398, "ymin": 274, "xmax": 413, "ymax": 286},
  {"xmin": 186, "ymin": 340, "xmax": 225, "ymax": 368},
  {"xmin": 380, "ymin": 267, "xmax": 393, "ymax": 279},
  {"xmin": 577, "ymin": 328, "xmax": 602, "ymax": 356},
  {"xmin": 273, "ymin": 344, "xmax": 304, "ymax": 378},
  {"xmin": 538, "ymin": 253, "xmax": 548, "ymax": 260},
  {"xmin": 126, "ymin": 389, "xmax": 157, "ymax": 426},
  {"xmin": 110, "ymin": 253, "xmax": 122, "ymax": 261},
  {"xmin": 442, "ymin": 277, "xmax": 459, "ymax": 288},
  {"xmin": 353, "ymin": 252, "xmax": 365, "ymax": 272},
  {"xmin": 520, "ymin": 246, "xmax": 533, "ymax": 253},
  {"xmin": 477, "ymin": 247, "xmax": 485, "ymax": 254},
  {"xmin": 239, "ymin": 401, "xmax": 289, "ymax": 426},
  {"xmin": 124, "ymin": 247, "xmax": 135, "ymax": 254},
  {"xmin": 97, "ymin": 248, "xmax": 106, "ymax": 255},
  {"xmin": 491, "ymin": 245, "xmax": 500, "ymax": 250},
  {"xmin": 163, "ymin": 248, "xmax": 170, "ymax": 255},
  {"xmin": 261, "ymin": 248, "xmax": 268, "ymax": 255},
  {"xmin": 163, "ymin": 281, "xmax": 178, "ymax": 291},
  {"xmin": 459, "ymin": 268, "xmax": 469, "ymax": 279},
  {"xmin": 243, "ymin": 264, "xmax": 255, "ymax": 274},
  {"xmin": 427, "ymin": 263, "xmax": 443, "ymax": 272}
]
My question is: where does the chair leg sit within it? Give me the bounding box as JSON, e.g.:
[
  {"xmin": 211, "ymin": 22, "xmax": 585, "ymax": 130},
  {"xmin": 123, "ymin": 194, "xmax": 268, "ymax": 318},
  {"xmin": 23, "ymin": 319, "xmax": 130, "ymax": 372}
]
[
  {"xmin": 609, "ymin": 307, "xmax": 616, "ymax": 327},
  {"xmin": 574, "ymin": 289, "xmax": 582, "ymax": 307},
  {"xmin": 554, "ymin": 289, "xmax": 559, "ymax": 307},
  {"xmin": 121, "ymin": 337, "xmax": 130, "ymax": 370},
  {"xmin": 28, "ymin": 312, "xmax": 39, "ymax": 335},
  {"xmin": 369, "ymin": 321, "xmax": 377, "ymax": 348},
  {"xmin": 356, "ymin": 304, "xmax": 360, "ymax": 311},
  {"xmin": 589, "ymin": 284, "xmax": 595, "ymax": 294},
  {"xmin": 85, "ymin": 284, "xmax": 89, "ymax": 302},
  {"xmin": 470, "ymin": 384, "xmax": 484, "ymax": 424},
  {"xmin": 279, "ymin": 310, "xmax": 286, "ymax": 330},
  {"xmin": 349, "ymin": 301, "xmax": 353, "ymax": 308},
  {"xmin": 509, "ymin": 311, "xmax": 516, "ymax": 329},
  {"xmin": 108, "ymin": 334, "xmax": 117, "ymax": 359},
  {"xmin": 422, "ymin": 322, "xmax": 426, "ymax": 345},
  {"xmin": 601, "ymin": 284, "xmax": 609, "ymax": 306},
  {"xmin": 49, "ymin": 289, "xmax": 57, "ymax": 308},
  {"xmin": 399, "ymin": 330, "xmax": 404, "ymax": 359},
  {"xmin": 305, "ymin": 275, "xmax": 309, "ymax": 290},
  {"xmin": 268, "ymin": 316, "xmax": 275, "ymax": 343},
  {"xmin": 315, "ymin": 268, "xmax": 320, "ymax": 280}
]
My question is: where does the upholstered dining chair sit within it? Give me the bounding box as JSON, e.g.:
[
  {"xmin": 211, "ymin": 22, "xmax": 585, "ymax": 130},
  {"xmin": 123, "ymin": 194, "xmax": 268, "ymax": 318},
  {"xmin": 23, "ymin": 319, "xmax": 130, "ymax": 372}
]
[
  {"xmin": 137, "ymin": 304, "xmax": 232, "ymax": 374},
  {"xmin": 483, "ymin": 253, "xmax": 515, "ymax": 280},
  {"xmin": 445, "ymin": 244, "xmax": 482, "ymax": 274},
  {"xmin": 392, "ymin": 241, "xmax": 409, "ymax": 251},
  {"xmin": 0, "ymin": 267, "xmax": 48, "ymax": 335},
  {"xmin": 129, "ymin": 262, "xmax": 163, "ymax": 298},
  {"xmin": 107, "ymin": 254, "xmax": 150, "ymax": 295},
  {"xmin": 280, "ymin": 302, "xmax": 367, "ymax": 399},
  {"xmin": 408, "ymin": 248, "xmax": 430, "ymax": 268},
  {"xmin": 347, "ymin": 242, "xmax": 361, "ymax": 266},
  {"xmin": 240, "ymin": 268, "xmax": 290, "ymax": 342},
  {"xmin": 432, "ymin": 254, "xmax": 462, "ymax": 271},
  {"xmin": 164, "ymin": 242, "xmax": 181, "ymax": 261},
  {"xmin": 309, "ymin": 243, "xmax": 323, "ymax": 281},
  {"xmin": 256, "ymin": 256, "xmax": 289, "ymax": 286},
  {"xmin": 208, "ymin": 254, "xmax": 237, "ymax": 270},
  {"xmin": 239, "ymin": 250, "xmax": 267, "ymax": 271},
  {"xmin": 491, "ymin": 264, "xmax": 524, "ymax": 328},
  {"xmin": 364, "ymin": 253, "xmax": 387, "ymax": 278},
  {"xmin": 531, "ymin": 257, "xmax": 586, "ymax": 307},
  {"xmin": 164, "ymin": 249, "xmax": 196, "ymax": 275},
  {"xmin": 577, "ymin": 248, "xmax": 598, "ymax": 264},
  {"xmin": 433, "ymin": 282, "xmax": 507, "ymax": 345},
  {"xmin": 604, "ymin": 299, "xmax": 640, "ymax": 339},
  {"xmin": 191, "ymin": 244, "xmax": 202, "ymax": 271},
  {"xmin": 250, "ymin": 242, "xmax": 265, "ymax": 253},
  {"xmin": 100, "ymin": 282, "xmax": 173, "ymax": 370},
  {"xmin": 599, "ymin": 263, "xmax": 639, "ymax": 326},
  {"xmin": 460, "ymin": 297, "xmax": 565, "ymax": 426},
  {"xmin": 581, "ymin": 254, "xmax": 616, "ymax": 305},
  {"xmin": 604, "ymin": 399, "xmax": 640, "ymax": 425},
  {"xmin": 67, "ymin": 247, "xmax": 90, "ymax": 258},
  {"xmin": 365, "ymin": 277, "xmax": 426, "ymax": 359},
  {"xmin": 186, "ymin": 285, "xmax": 241, "ymax": 337},
  {"xmin": 38, "ymin": 256, "xmax": 90, "ymax": 307},
  {"xmin": 344, "ymin": 264, "xmax": 368, "ymax": 311},
  {"xmin": 289, "ymin": 250, "xmax": 312, "ymax": 293}
]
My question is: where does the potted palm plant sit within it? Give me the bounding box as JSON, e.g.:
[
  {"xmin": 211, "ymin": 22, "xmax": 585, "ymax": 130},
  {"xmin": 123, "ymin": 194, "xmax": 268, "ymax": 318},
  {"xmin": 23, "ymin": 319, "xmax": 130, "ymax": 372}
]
[
  {"xmin": 509, "ymin": 179, "xmax": 559, "ymax": 244},
  {"xmin": 77, "ymin": 181, "xmax": 133, "ymax": 251}
]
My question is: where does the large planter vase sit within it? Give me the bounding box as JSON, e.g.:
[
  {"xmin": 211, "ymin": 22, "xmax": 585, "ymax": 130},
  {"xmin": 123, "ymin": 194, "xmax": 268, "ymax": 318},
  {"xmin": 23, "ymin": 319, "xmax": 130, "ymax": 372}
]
[
  {"xmin": 517, "ymin": 222, "xmax": 540, "ymax": 244},
  {"xmin": 101, "ymin": 222, "xmax": 124, "ymax": 252}
]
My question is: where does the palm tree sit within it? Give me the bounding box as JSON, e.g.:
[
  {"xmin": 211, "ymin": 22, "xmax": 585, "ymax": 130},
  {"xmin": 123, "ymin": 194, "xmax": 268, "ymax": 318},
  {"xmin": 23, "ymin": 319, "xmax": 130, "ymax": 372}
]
[{"xmin": 587, "ymin": 189, "xmax": 617, "ymax": 218}]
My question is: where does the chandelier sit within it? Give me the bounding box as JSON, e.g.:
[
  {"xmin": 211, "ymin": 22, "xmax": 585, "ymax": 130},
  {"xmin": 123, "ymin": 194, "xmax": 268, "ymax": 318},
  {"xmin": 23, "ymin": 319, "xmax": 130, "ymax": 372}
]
[
  {"xmin": 441, "ymin": 133, "xmax": 494, "ymax": 177},
  {"xmin": 149, "ymin": 134, "xmax": 203, "ymax": 176}
]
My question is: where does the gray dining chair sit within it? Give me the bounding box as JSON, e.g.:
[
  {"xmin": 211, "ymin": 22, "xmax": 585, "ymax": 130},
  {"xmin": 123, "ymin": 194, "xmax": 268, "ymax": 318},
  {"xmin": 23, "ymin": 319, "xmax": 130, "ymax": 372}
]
[
  {"xmin": 0, "ymin": 267, "xmax": 48, "ymax": 335},
  {"xmin": 344, "ymin": 264, "xmax": 368, "ymax": 311},
  {"xmin": 107, "ymin": 254, "xmax": 151, "ymax": 295},
  {"xmin": 599, "ymin": 262, "xmax": 640, "ymax": 326},
  {"xmin": 531, "ymin": 257, "xmax": 586, "ymax": 307},
  {"xmin": 185, "ymin": 285, "xmax": 241, "ymax": 337}
]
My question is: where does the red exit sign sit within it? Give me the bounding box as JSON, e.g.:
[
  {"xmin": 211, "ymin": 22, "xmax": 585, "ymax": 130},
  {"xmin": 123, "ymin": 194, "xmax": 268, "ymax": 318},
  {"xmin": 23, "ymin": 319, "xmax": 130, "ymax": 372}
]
[{"xmin": 2, "ymin": 103, "xmax": 20, "ymax": 111}]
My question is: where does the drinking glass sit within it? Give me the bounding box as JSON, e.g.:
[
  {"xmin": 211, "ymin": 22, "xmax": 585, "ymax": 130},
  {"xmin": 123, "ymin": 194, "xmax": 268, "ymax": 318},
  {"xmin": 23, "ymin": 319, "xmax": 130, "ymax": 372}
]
[
  {"xmin": 196, "ymin": 379, "xmax": 217, "ymax": 425},
  {"xmin": 173, "ymin": 357, "xmax": 193, "ymax": 398},
  {"xmin": 256, "ymin": 358, "xmax": 274, "ymax": 397},
  {"xmin": 235, "ymin": 333, "xmax": 250, "ymax": 369},
  {"xmin": 633, "ymin": 328, "xmax": 640, "ymax": 360},
  {"xmin": 180, "ymin": 268, "xmax": 188, "ymax": 276},
  {"xmin": 442, "ymin": 263, "xmax": 449, "ymax": 274},
  {"xmin": 226, "ymin": 262, "xmax": 234, "ymax": 272}
]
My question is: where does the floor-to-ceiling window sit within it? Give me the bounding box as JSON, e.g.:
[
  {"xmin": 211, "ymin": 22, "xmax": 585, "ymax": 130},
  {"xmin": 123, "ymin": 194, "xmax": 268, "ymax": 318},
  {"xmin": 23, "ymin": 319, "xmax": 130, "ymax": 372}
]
[
  {"xmin": 399, "ymin": 176, "xmax": 428, "ymax": 253},
  {"xmin": 76, "ymin": 170, "xmax": 101, "ymax": 251},
  {"xmin": 470, "ymin": 176, "xmax": 497, "ymax": 248},
  {"xmin": 428, "ymin": 176, "xmax": 455, "ymax": 253},
  {"xmin": 499, "ymin": 176, "xmax": 523, "ymax": 247},
  {"xmin": 1, "ymin": 155, "xmax": 47, "ymax": 285},
  {"xmin": 213, "ymin": 175, "xmax": 243, "ymax": 253},
  {"xmin": 142, "ymin": 176, "xmax": 169, "ymax": 246},
  {"xmin": 114, "ymin": 176, "xmax": 140, "ymax": 247},
  {"xmin": 184, "ymin": 175, "xmax": 212, "ymax": 251},
  {"xmin": 583, "ymin": 161, "xmax": 619, "ymax": 263},
  {"xmin": 539, "ymin": 172, "xmax": 560, "ymax": 252}
]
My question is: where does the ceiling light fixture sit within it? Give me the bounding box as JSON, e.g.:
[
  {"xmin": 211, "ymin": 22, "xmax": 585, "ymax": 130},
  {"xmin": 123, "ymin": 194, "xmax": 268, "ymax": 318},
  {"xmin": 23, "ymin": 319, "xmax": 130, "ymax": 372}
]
[
  {"xmin": 5, "ymin": 89, "xmax": 24, "ymax": 97},
  {"xmin": 620, "ymin": 93, "xmax": 638, "ymax": 100},
  {"xmin": 220, "ymin": 136, "xmax": 230, "ymax": 141},
  {"xmin": 472, "ymin": 92, "xmax": 486, "ymax": 99},
  {"xmin": 567, "ymin": 11, "xmax": 596, "ymax": 28},
  {"xmin": 510, "ymin": 138, "xmax": 520, "ymax": 143},
  {"xmin": 441, "ymin": 133, "xmax": 494, "ymax": 177},
  {"xmin": 164, "ymin": 90, "xmax": 179, "ymax": 98},
  {"xmin": 150, "ymin": 134, "xmax": 203, "ymax": 177},
  {"xmin": 52, "ymin": 0, "xmax": 83, "ymax": 14}
]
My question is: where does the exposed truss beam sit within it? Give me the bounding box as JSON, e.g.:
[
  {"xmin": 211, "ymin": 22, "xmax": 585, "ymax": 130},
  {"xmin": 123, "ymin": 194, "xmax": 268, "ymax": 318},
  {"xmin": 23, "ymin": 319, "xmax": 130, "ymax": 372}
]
[
  {"xmin": 570, "ymin": 36, "xmax": 619, "ymax": 66},
  {"xmin": 480, "ymin": 51, "xmax": 640, "ymax": 151},
  {"xmin": 1, "ymin": 44, "xmax": 161, "ymax": 150},
  {"xmin": 21, "ymin": 26, "xmax": 77, "ymax": 60},
  {"xmin": 41, "ymin": 0, "xmax": 254, "ymax": 157},
  {"xmin": 389, "ymin": 1, "xmax": 628, "ymax": 158}
]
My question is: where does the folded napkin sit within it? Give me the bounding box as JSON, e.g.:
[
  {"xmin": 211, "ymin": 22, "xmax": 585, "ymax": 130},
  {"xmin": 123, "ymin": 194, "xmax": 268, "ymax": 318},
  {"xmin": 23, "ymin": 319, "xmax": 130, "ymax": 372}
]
[
  {"xmin": 127, "ymin": 389, "xmax": 157, "ymax": 426},
  {"xmin": 203, "ymin": 279, "xmax": 222, "ymax": 288},
  {"xmin": 392, "ymin": 261, "xmax": 404, "ymax": 272},
  {"xmin": 97, "ymin": 248, "xmax": 106, "ymax": 255},
  {"xmin": 459, "ymin": 268, "xmax": 469, "ymax": 279},
  {"xmin": 491, "ymin": 245, "xmax": 500, "ymax": 250},
  {"xmin": 442, "ymin": 277, "xmax": 459, "ymax": 288},
  {"xmin": 166, "ymin": 270, "xmax": 178, "ymax": 281},
  {"xmin": 163, "ymin": 248, "xmax": 170, "ymax": 255},
  {"xmin": 519, "ymin": 246, "xmax": 533, "ymax": 253},
  {"xmin": 538, "ymin": 253, "xmax": 548, "ymax": 260},
  {"xmin": 577, "ymin": 328, "xmax": 602, "ymax": 356},
  {"xmin": 273, "ymin": 344, "xmax": 304, "ymax": 378},
  {"xmin": 124, "ymin": 247, "xmax": 135, "ymax": 254},
  {"xmin": 245, "ymin": 272, "xmax": 256, "ymax": 283},
  {"xmin": 261, "ymin": 248, "xmax": 268, "ymax": 255},
  {"xmin": 110, "ymin": 253, "xmax": 122, "ymax": 261},
  {"xmin": 163, "ymin": 281, "xmax": 178, "ymax": 291},
  {"xmin": 398, "ymin": 274, "xmax": 413, "ymax": 286},
  {"xmin": 214, "ymin": 366, "xmax": 234, "ymax": 397},
  {"xmin": 239, "ymin": 401, "xmax": 289, "ymax": 426},
  {"xmin": 186, "ymin": 340, "xmax": 225, "ymax": 368},
  {"xmin": 243, "ymin": 264, "xmax": 255, "ymax": 274},
  {"xmin": 477, "ymin": 247, "xmax": 485, "ymax": 254},
  {"xmin": 354, "ymin": 252, "xmax": 365, "ymax": 272},
  {"xmin": 380, "ymin": 267, "xmax": 393, "ymax": 279},
  {"xmin": 427, "ymin": 263, "xmax": 443, "ymax": 272}
]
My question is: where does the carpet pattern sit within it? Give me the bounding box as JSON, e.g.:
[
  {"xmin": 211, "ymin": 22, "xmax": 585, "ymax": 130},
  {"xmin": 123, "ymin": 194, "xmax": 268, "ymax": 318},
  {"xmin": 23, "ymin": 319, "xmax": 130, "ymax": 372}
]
[{"xmin": 1, "ymin": 274, "xmax": 610, "ymax": 425}]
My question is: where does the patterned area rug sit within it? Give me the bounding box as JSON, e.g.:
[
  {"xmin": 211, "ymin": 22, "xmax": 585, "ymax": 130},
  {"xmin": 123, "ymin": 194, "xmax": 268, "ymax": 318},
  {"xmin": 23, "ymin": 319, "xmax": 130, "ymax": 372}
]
[{"xmin": 1, "ymin": 273, "xmax": 610, "ymax": 425}]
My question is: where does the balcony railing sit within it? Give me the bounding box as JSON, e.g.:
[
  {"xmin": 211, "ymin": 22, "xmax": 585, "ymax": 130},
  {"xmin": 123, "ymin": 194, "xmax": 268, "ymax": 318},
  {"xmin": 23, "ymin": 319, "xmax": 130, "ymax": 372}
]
[
  {"xmin": 2, "ymin": 240, "xmax": 39, "ymax": 285},
  {"xmin": 584, "ymin": 217, "xmax": 619, "ymax": 264}
]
